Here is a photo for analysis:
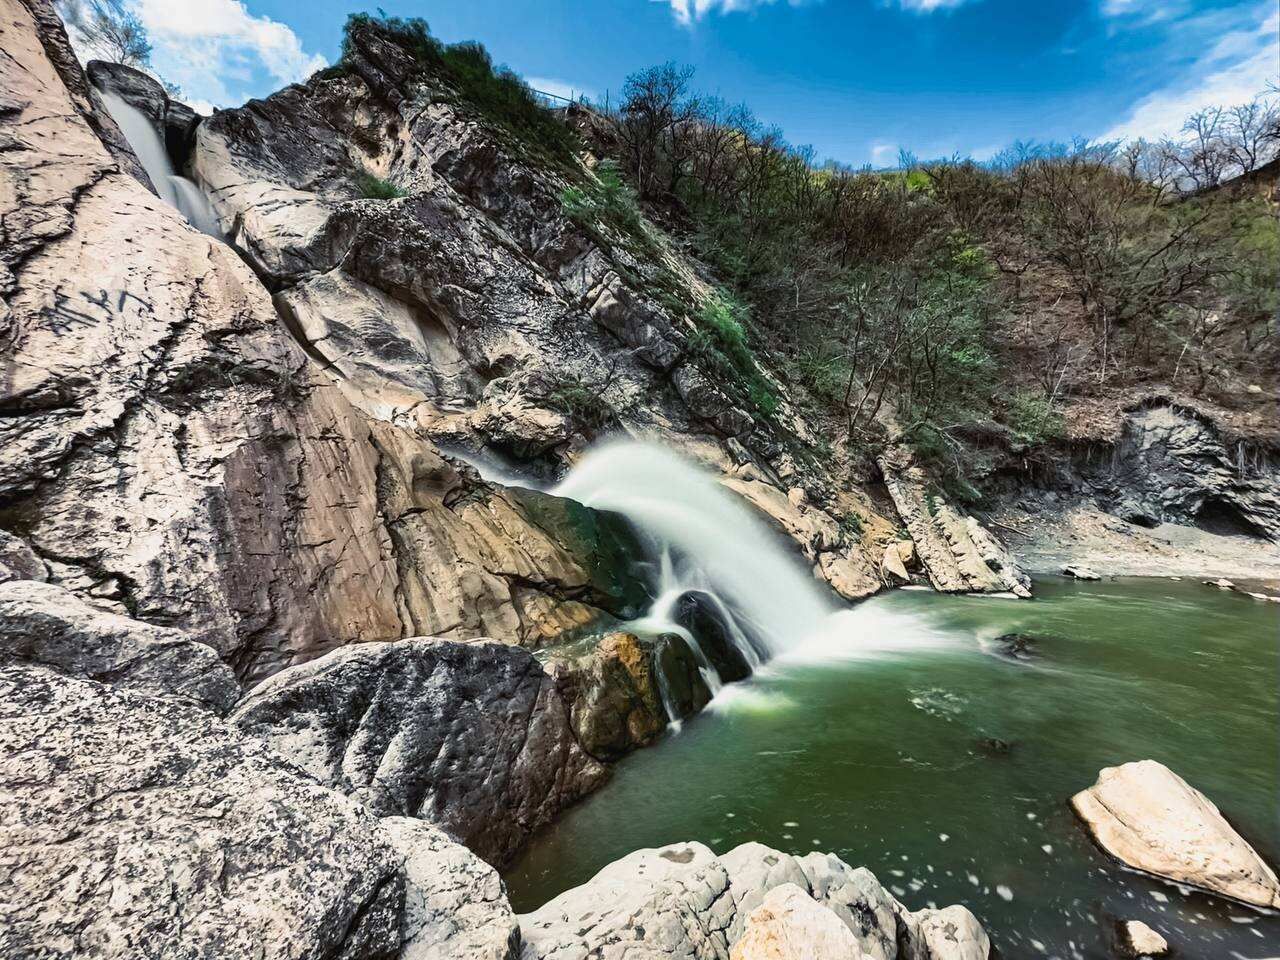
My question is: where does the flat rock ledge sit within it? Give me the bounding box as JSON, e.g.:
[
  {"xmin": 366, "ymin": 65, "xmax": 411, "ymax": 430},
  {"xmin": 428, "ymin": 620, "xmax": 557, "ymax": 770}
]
[{"xmin": 1071, "ymin": 759, "xmax": 1280, "ymax": 909}]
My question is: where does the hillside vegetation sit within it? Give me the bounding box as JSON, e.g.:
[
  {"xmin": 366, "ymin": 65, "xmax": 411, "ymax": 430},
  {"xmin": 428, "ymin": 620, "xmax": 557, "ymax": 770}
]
[{"xmin": 336, "ymin": 14, "xmax": 1277, "ymax": 501}]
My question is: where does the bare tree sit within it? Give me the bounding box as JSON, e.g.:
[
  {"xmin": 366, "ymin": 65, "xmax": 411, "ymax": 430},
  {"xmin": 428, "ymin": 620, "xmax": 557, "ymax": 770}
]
[
  {"xmin": 58, "ymin": 0, "xmax": 152, "ymax": 67},
  {"xmin": 1222, "ymin": 97, "xmax": 1280, "ymax": 174},
  {"xmin": 615, "ymin": 63, "xmax": 698, "ymax": 200}
]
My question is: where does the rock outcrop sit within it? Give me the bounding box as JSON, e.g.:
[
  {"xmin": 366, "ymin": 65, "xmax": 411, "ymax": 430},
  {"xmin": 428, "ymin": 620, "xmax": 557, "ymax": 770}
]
[
  {"xmin": 230, "ymin": 637, "xmax": 608, "ymax": 864},
  {"xmin": 0, "ymin": 662, "xmax": 405, "ymax": 959},
  {"xmin": 0, "ymin": 0, "xmax": 655, "ymax": 687},
  {"xmin": 1087, "ymin": 405, "xmax": 1280, "ymax": 541},
  {"xmin": 544, "ymin": 630, "xmax": 710, "ymax": 761},
  {"xmin": 519, "ymin": 840, "xmax": 990, "ymax": 960},
  {"xmin": 0, "ymin": 579, "xmax": 240, "ymax": 714},
  {"xmin": 1071, "ymin": 760, "xmax": 1280, "ymax": 909},
  {"xmin": 878, "ymin": 448, "xmax": 1031, "ymax": 597},
  {"xmin": 1118, "ymin": 919, "xmax": 1169, "ymax": 957}
]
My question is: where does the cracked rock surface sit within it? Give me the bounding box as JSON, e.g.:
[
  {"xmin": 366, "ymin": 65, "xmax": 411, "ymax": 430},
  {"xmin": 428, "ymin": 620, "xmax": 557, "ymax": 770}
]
[{"xmin": 0, "ymin": 661, "xmax": 405, "ymax": 959}]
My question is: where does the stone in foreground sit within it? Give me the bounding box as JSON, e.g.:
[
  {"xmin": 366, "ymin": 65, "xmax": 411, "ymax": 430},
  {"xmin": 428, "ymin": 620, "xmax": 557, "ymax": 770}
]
[
  {"xmin": 0, "ymin": 580, "xmax": 240, "ymax": 715},
  {"xmin": 519, "ymin": 840, "xmax": 990, "ymax": 959},
  {"xmin": 0, "ymin": 663, "xmax": 403, "ymax": 959},
  {"xmin": 381, "ymin": 816, "xmax": 520, "ymax": 960},
  {"xmin": 731, "ymin": 883, "xmax": 861, "ymax": 959},
  {"xmin": 1119, "ymin": 920, "xmax": 1169, "ymax": 957},
  {"xmin": 1071, "ymin": 760, "xmax": 1280, "ymax": 908}
]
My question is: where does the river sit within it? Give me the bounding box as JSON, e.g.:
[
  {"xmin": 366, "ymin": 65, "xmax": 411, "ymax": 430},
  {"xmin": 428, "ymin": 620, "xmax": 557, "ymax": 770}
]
[{"xmin": 505, "ymin": 576, "xmax": 1279, "ymax": 958}]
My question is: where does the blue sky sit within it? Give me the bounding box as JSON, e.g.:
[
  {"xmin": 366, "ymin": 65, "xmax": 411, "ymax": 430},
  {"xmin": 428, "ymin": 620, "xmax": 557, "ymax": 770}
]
[{"xmin": 121, "ymin": 0, "xmax": 1277, "ymax": 167}]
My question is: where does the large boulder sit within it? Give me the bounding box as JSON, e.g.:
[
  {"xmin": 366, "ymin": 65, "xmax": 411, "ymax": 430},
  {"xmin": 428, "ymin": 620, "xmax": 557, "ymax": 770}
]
[
  {"xmin": 0, "ymin": 662, "xmax": 404, "ymax": 959},
  {"xmin": 518, "ymin": 840, "xmax": 990, "ymax": 960},
  {"xmin": 230, "ymin": 637, "xmax": 607, "ymax": 864},
  {"xmin": 0, "ymin": 579, "xmax": 239, "ymax": 714},
  {"xmin": 1071, "ymin": 760, "xmax": 1280, "ymax": 908},
  {"xmin": 381, "ymin": 816, "xmax": 520, "ymax": 960}
]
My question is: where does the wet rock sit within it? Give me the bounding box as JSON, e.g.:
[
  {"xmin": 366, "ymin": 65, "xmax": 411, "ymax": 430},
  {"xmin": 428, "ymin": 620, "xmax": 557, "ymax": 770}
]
[
  {"xmin": 1118, "ymin": 919, "xmax": 1168, "ymax": 957},
  {"xmin": 1064, "ymin": 564, "xmax": 1102, "ymax": 580},
  {"xmin": 0, "ymin": 662, "xmax": 404, "ymax": 959},
  {"xmin": 1071, "ymin": 760, "xmax": 1280, "ymax": 908},
  {"xmin": 674, "ymin": 589, "xmax": 754, "ymax": 683},
  {"xmin": 0, "ymin": 580, "xmax": 240, "ymax": 715},
  {"xmin": 518, "ymin": 840, "xmax": 991, "ymax": 960},
  {"xmin": 976, "ymin": 737, "xmax": 1015, "ymax": 757},
  {"xmin": 230, "ymin": 637, "xmax": 607, "ymax": 865},
  {"xmin": 545, "ymin": 631, "xmax": 710, "ymax": 761},
  {"xmin": 381, "ymin": 816, "xmax": 520, "ymax": 960},
  {"xmin": 731, "ymin": 883, "xmax": 861, "ymax": 960}
]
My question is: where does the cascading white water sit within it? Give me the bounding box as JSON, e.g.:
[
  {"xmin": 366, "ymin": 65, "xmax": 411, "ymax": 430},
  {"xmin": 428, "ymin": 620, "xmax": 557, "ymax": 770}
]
[
  {"xmin": 555, "ymin": 440, "xmax": 836, "ymax": 669},
  {"xmin": 98, "ymin": 91, "xmax": 222, "ymax": 238}
]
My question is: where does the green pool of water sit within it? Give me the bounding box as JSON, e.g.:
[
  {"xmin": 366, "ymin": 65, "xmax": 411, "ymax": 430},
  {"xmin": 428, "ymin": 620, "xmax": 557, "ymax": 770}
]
[{"xmin": 504, "ymin": 577, "xmax": 1279, "ymax": 958}]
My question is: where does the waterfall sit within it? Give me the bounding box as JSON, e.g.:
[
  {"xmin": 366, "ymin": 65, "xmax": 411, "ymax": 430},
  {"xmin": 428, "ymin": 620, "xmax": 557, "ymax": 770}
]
[
  {"xmin": 555, "ymin": 441, "xmax": 835, "ymax": 677},
  {"xmin": 98, "ymin": 91, "xmax": 222, "ymax": 238}
]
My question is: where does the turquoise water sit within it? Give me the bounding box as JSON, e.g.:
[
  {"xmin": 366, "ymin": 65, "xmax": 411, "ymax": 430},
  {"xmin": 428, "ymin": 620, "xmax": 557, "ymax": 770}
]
[{"xmin": 505, "ymin": 578, "xmax": 1280, "ymax": 958}]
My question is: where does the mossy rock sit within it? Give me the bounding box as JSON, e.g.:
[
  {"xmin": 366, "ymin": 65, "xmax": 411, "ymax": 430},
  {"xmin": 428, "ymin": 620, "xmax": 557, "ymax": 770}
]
[{"xmin": 507, "ymin": 487, "xmax": 649, "ymax": 617}]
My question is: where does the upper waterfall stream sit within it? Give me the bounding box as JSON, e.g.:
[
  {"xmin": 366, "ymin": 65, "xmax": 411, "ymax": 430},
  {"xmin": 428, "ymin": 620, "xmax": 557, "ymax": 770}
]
[{"xmin": 99, "ymin": 91, "xmax": 222, "ymax": 238}]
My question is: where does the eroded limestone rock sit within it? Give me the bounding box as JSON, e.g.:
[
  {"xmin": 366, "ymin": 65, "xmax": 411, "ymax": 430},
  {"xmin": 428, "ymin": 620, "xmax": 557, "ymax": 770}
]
[
  {"xmin": 878, "ymin": 448, "xmax": 1031, "ymax": 597},
  {"xmin": 1119, "ymin": 920, "xmax": 1169, "ymax": 957},
  {"xmin": 518, "ymin": 840, "xmax": 990, "ymax": 960},
  {"xmin": 730, "ymin": 883, "xmax": 862, "ymax": 960},
  {"xmin": 1071, "ymin": 760, "xmax": 1280, "ymax": 908}
]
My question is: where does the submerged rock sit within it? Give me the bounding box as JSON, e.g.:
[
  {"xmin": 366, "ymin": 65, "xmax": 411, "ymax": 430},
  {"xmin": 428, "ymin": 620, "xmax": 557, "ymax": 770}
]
[
  {"xmin": 518, "ymin": 840, "xmax": 990, "ymax": 959},
  {"xmin": 0, "ymin": 663, "xmax": 404, "ymax": 959},
  {"xmin": 1071, "ymin": 760, "xmax": 1280, "ymax": 909},
  {"xmin": 991, "ymin": 632, "xmax": 1039, "ymax": 662},
  {"xmin": 1118, "ymin": 919, "xmax": 1169, "ymax": 957},
  {"xmin": 230, "ymin": 637, "xmax": 607, "ymax": 865}
]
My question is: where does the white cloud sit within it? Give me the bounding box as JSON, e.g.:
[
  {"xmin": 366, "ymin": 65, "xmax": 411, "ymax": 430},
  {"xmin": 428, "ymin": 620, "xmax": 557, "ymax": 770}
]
[
  {"xmin": 894, "ymin": 0, "xmax": 978, "ymax": 12},
  {"xmin": 131, "ymin": 0, "xmax": 326, "ymax": 107},
  {"xmin": 657, "ymin": 0, "xmax": 807, "ymax": 27},
  {"xmin": 1098, "ymin": 6, "xmax": 1278, "ymax": 142},
  {"xmin": 525, "ymin": 76, "xmax": 598, "ymax": 104},
  {"xmin": 869, "ymin": 142, "xmax": 898, "ymax": 167},
  {"xmin": 656, "ymin": 0, "xmax": 973, "ymax": 24}
]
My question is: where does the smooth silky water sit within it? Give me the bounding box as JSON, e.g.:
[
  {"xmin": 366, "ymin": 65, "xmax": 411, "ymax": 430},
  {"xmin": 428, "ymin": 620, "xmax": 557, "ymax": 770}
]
[{"xmin": 504, "ymin": 445, "xmax": 1279, "ymax": 959}]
